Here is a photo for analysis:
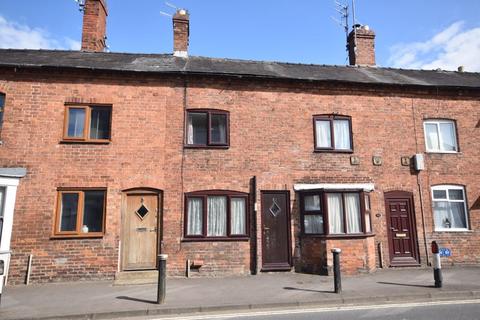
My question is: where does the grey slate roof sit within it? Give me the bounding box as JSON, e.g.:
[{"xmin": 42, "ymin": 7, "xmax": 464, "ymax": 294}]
[{"xmin": 1, "ymin": 49, "xmax": 480, "ymax": 89}]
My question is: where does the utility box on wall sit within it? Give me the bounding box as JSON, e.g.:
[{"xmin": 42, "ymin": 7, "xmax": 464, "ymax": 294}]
[{"xmin": 414, "ymin": 154, "xmax": 425, "ymax": 171}]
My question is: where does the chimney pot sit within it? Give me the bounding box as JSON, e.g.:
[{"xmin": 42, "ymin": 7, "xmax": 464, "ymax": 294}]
[
  {"xmin": 173, "ymin": 9, "xmax": 190, "ymax": 57},
  {"xmin": 348, "ymin": 25, "xmax": 376, "ymax": 67},
  {"xmin": 81, "ymin": 0, "xmax": 108, "ymax": 52}
]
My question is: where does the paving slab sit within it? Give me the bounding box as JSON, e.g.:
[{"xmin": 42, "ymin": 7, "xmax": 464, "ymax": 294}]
[{"xmin": 1, "ymin": 267, "xmax": 479, "ymax": 320}]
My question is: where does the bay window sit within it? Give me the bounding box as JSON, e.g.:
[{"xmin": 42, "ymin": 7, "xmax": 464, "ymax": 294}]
[
  {"xmin": 301, "ymin": 190, "xmax": 371, "ymax": 236},
  {"xmin": 185, "ymin": 190, "xmax": 248, "ymax": 239}
]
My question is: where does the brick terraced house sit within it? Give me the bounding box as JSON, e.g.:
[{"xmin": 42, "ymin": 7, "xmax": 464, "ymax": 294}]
[{"xmin": 0, "ymin": 0, "xmax": 479, "ymax": 284}]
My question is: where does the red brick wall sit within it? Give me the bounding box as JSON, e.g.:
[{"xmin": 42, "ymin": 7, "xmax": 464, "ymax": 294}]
[
  {"xmin": 0, "ymin": 68, "xmax": 479, "ymax": 283},
  {"xmin": 81, "ymin": 0, "xmax": 108, "ymax": 52}
]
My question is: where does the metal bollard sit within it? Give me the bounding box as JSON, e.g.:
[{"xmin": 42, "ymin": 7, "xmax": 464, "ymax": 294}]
[
  {"xmin": 157, "ymin": 254, "xmax": 168, "ymax": 304},
  {"xmin": 431, "ymin": 241, "xmax": 442, "ymax": 288},
  {"xmin": 331, "ymin": 248, "xmax": 342, "ymax": 294}
]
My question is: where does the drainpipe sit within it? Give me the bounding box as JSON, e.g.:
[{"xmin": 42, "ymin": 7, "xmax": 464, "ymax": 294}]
[{"xmin": 411, "ymin": 98, "xmax": 430, "ymax": 266}]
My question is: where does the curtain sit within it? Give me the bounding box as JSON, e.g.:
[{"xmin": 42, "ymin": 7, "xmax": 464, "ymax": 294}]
[
  {"xmin": 345, "ymin": 193, "xmax": 361, "ymax": 233},
  {"xmin": 211, "ymin": 114, "xmax": 226, "ymax": 144},
  {"xmin": 187, "ymin": 198, "xmax": 203, "ymax": 235},
  {"xmin": 207, "ymin": 196, "xmax": 227, "ymax": 236},
  {"xmin": 68, "ymin": 108, "xmax": 85, "ymax": 137},
  {"xmin": 439, "ymin": 123, "xmax": 456, "ymax": 151},
  {"xmin": 365, "ymin": 212, "xmax": 371, "ymax": 233},
  {"xmin": 425, "ymin": 123, "xmax": 439, "ymax": 150},
  {"xmin": 89, "ymin": 107, "xmax": 110, "ymax": 140},
  {"xmin": 187, "ymin": 114, "xmax": 194, "ymax": 144},
  {"xmin": 449, "ymin": 202, "xmax": 467, "ymax": 228},
  {"xmin": 304, "ymin": 215, "xmax": 323, "ymax": 234},
  {"xmin": 304, "ymin": 195, "xmax": 320, "ymax": 211},
  {"xmin": 231, "ymin": 198, "xmax": 246, "ymax": 235},
  {"xmin": 327, "ymin": 193, "xmax": 344, "ymax": 234},
  {"xmin": 334, "ymin": 120, "xmax": 351, "ymax": 149},
  {"xmin": 434, "ymin": 200, "xmax": 467, "ymax": 229},
  {"xmin": 315, "ymin": 120, "xmax": 331, "ymax": 148}
]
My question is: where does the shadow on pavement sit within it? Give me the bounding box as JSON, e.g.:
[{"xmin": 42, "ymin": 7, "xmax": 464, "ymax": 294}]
[
  {"xmin": 283, "ymin": 286, "xmax": 333, "ymax": 293},
  {"xmin": 377, "ymin": 281, "xmax": 435, "ymax": 288},
  {"xmin": 116, "ymin": 296, "xmax": 158, "ymax": 304}
]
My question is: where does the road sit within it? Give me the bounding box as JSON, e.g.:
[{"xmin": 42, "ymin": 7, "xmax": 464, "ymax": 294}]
[{"xmin": 145, "ymin": 300, "xmax": 480, "ymax": 320}]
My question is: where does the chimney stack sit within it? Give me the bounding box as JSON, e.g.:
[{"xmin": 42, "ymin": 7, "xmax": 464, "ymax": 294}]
[
  {"xmin": 173, "ymin": 9, "xmax": 190, "ymax": 57},
  {"xmin": 81, "ymin": 0, "xmax": 108, "ymax": 52},
  {"xmin": 348, "ymin": 25, "xmax": 376, "ymax": 66}
]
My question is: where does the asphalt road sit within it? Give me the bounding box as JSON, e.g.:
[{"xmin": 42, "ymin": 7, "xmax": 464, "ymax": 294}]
[{"xmin": 148, "ymin": 300, "xmax": 480, "ymax": 320}]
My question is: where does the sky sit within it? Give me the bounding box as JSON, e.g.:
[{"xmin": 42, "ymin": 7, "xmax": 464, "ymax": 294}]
[{"xmin": 0, "ymin": 0, "xmax": 479, "ymax": 71}]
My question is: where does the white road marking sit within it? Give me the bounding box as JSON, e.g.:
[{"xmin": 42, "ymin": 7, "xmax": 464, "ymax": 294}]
[{"xmin": 151, "ymin": 299, "xmax": 480, "ymax": 320}]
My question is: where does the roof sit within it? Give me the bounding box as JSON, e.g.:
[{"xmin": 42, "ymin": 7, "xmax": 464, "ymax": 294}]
[{"xmin": 1, "ymin": 49, "xmax": 480, "ymax": 89}]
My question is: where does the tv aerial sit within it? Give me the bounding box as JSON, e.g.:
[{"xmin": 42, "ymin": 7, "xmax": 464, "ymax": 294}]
[
  {"xmin": 74, "ymin": 0, "xmax": 86, "ymax": 13},
  {"xmin": 331, "ymin": 0, "xmax": 360, "ymax": 63},
  {"xmin": 160, "ymin": 2, "xmax": 180, "ymax": 17}
]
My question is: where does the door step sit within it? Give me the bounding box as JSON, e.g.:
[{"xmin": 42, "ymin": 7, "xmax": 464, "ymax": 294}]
[{"xmin": 114, "ymin": 270, "xmax": 158, "ymax": 285}]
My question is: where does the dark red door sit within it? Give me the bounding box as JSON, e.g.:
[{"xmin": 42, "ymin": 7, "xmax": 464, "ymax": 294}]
[
  {"xmin": 385, "ymin": 191, "xmax": 420, "ymax": 266},
  {"xmin": 261, "ymin": 191, "xmax": 291, "ymax": 271}
]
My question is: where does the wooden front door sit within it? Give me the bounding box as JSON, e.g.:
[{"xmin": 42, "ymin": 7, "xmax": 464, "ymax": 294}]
[
  {"xmin": 385, "ymin": 191, "xmax": 420, "ymax": 267},
  {"xmin": 123, "ymin": 193, "xmax": 159, "ymax": 270},
  {"xmin": 261, "ymin": 191, "xmax": 291, "ymax": 271}
]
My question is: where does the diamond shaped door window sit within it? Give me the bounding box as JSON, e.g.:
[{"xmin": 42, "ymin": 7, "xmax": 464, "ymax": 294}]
[
  {"xmin": 269, "ymin": 198, "xmax": 281, "ymax": 217},
  {"xmin": 135, "ymin": 204, "xmax": 149, "ymax": 220}
]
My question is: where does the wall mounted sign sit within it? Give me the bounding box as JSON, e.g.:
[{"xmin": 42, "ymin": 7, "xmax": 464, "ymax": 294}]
[
  {"xmin": 439, "ymin": 248, "xmax": 452, "ymax": 257},
  {"xmin": 372, "ymin": 156, "xmax": 383, "ymax": 166},
  {"xmin": 401, "ymin": 156, "xmax": 411, "ymax": 166}
]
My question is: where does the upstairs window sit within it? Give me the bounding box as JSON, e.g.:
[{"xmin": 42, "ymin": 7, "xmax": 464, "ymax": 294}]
[
  {"xmin": 64, "ymin": 105, "xmax": 112, "ymax": 142},
  {"xmin": 301, "ymin": 190, "xmax": 371, "ymax": 236},
  {"xmin": 424, "ymin": 120, "xmax": 458, "ymax": 153},
  {"xmin": 0, "ymin": 93, "xmax": 5, "ymax": 136},
  {"xmin": 432, "ymin": 185, "xmax": 469, "ymax": 231},
  {"xmin": 186, "ymin": 110, "xmax": 229, "ymax": 147},
  {"xmin": 314, "ymin": 115, "xmax": 352, "ymax": 152},
  {"xmin": 54, "ymin": 189, "xmax": 106, "ymax": 237},
  {"xmin": 185, "ymin": 190, "xmax": 248, "ymax": 239}
]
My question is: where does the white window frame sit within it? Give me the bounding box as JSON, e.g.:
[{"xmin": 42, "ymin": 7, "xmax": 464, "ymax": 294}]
[
  {"xmin": 431, "ymin": 185, "xmax": 469, "ymax": 232},
  {"xmin": 423, "ymin": 120, "xmax": 458, "ymax": 153},
  {"xmin": 0, "ymin": 176, "xmax": 21, "ymax": 287}
]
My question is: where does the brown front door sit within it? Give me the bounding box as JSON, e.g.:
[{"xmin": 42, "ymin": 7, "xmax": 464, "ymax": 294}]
[
  {"xmin": 261, "ymin": 191, "xmax": 291, "ymax": 271},
  {"xmin": 385, "ymin": 191, "xmax": 420, "ymax": 266},
  {"xmin": 123, "ymin": 193, "xmax": 159, "ymax": 270}
]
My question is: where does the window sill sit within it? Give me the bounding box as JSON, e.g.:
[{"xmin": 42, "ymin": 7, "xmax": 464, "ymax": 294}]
[
  {"xmin": 60, "ymin": 140, "xmax": 111, "ymax": 145},
  {"xmin": 182, "ymin": 237, "xmax": 250, "ymax": 242},
  {"xmin": 184, "ymin": 145, "xmax": 229, "ymax": 150},
  {"xmin": 50, "ymin": 234, "xmax": 104, "ymax": 240},
  {"xmin": 313, "ymin": 149, "xmax": 354, "ymax": 154},
  {"xmin": 425, "ymin": 151, "xmax": 461, "ymax": 155},
  {"xmin": 433, "ymin": 229, "xmax": 472, "ymax": 233},
  {"xmin": 301, "ymin": 233, "xmax": 375, "ymax": 240}
]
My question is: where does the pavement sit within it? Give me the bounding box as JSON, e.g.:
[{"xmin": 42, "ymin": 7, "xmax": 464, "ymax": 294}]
[{"xmin": 1, "ymin": 267, "xmax": 480, "ymax": 320}]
